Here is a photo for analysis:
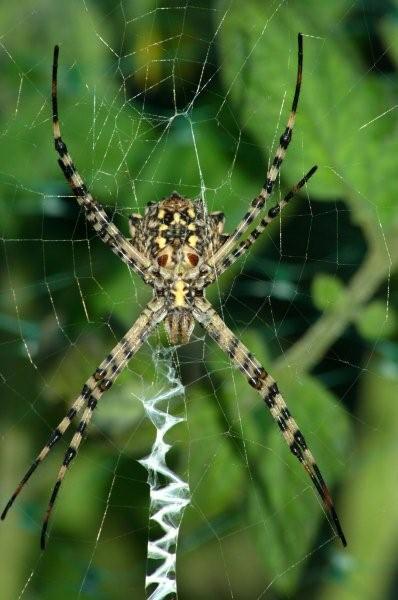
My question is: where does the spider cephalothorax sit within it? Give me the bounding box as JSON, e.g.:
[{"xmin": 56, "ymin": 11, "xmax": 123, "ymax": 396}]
[
  {"xmin": 2, "ymin": 36, "xmax": 347, "ymax": 551},
  {"xmin": 129, "ymin": 191, "xmax": 226, "ymax": 272}
]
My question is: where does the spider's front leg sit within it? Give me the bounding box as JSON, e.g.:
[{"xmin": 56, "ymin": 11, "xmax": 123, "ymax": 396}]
[
  {"xmin": 212, "ymin": 165, "xmax": 318, "ymax": 280},
  {"xmin": 209, "ymin": 33, "xmax": 304, "ymax": 268},
  {"xmin": 2, "ymin": 298, "xmax": 166, "ymax": 548},
  {"xmin": 51, "ymin": 46, "xmax": 150, "ymax": 278},
  {"xmin": 193, "ymin": 297, "xmax": 347, "ymax": 547}
]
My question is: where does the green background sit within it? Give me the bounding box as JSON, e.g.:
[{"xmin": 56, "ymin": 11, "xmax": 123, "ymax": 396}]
[{"xmin": 0, "ymin": 1, "xmax": 397, "ymax": 599}]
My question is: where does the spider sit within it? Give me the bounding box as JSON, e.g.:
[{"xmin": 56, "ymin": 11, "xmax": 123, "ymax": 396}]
[{"xmin": 1, "ymin": 34, "xmax": 346, "ymax": 550}]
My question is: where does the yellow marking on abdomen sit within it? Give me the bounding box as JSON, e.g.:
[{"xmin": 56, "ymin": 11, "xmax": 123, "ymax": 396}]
[{"xmin": 172, "ymin": 280, "xmax": 187, "ymax": 307}]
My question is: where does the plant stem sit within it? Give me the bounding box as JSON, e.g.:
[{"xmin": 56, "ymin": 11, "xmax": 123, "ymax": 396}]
[{"xmin": 275, "ymin": 233, "xmax": 398, "ymax": 374}]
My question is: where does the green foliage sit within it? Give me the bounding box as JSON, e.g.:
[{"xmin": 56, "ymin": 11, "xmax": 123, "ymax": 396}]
[
  {"xmin": 320, "ymin": 355, "xmax": 398, "ymax": 600},
  {"xmin": 355, "ymin": 300, "xmax": 397, "ymax": 340},
  {"xmin": 312, "ymin": 274, "xmax": 345, "ymax": 312},
  {"xmin": 186, "ymin": 385, "xmax": 246, "ymax": 519}
]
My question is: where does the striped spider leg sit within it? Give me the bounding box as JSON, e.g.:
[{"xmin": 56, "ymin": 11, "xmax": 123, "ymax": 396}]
[
  {"xmin": 208, "ymin": 33, "xmax": 304, "ymax": 269},
  {"xmin": 193, "ymin": 298, "xmax": 347, "ymax": 546},
  {"xmin": 2, "ymin": 299, "xmax": 166, "ymax": 549},
  {"xmin": 52, "ymin": 45, "xmax": 150, "ymax": 279},
  {"xmin": 212, "ymin": 165, "xmax": 318, "ymax": 279}
]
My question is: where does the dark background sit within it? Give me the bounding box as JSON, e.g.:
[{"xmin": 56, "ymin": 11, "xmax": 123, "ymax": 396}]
[{"xmin": 0, "ymin": 1, "xmax": 397, "ymax": 598}]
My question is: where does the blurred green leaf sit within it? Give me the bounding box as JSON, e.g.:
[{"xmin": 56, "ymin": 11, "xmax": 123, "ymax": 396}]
[
  {"xmin": 186, "ymin": 384, "xmax": 246, "ymax": 520},
  {"xmin": 320, "ymin": 355, "xmax": 398, "ymax": 600},
  {"xmin": 132, "ymin": 113, "xmax": 254, "ymax": 213},
  {"xmin": 312, "ymin": 273, "xmax": 345, "ymax": 312},
  {"xmin": 355, "ymin": 299, "xmax": 397, "ymax": 340},
  {"xmin": 379, "ymin": 5, "xmax": 398, "ymax": 68},
  {"xmin": 0, "ymin": 431, "xmax": 34, "ymax": 600}
]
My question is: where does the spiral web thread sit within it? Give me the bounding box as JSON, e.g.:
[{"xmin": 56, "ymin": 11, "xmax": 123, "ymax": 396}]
[{"xmin": 138, "ymin": 350, "xmax": 190, "ymax": 600}]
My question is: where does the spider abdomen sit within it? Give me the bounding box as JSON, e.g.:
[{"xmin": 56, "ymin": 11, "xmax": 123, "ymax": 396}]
[{"xmin": 164, "ymin": 309, "xmax": 194, "ymax": 344}]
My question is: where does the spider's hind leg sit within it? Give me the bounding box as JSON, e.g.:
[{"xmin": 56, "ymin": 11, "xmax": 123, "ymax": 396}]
[
  {"xmin": 208, "ymin": 33, "xmax": 304, "ymax": 267},
  {"xmin": 40, "ymin": 396, "xmax": 99, "ymax": 549},
  {"xmin": 2, "ymin": 299, "xmax": 167, "ymax": 549},
  {"xmin": 1, "ymin": 394, "xmax": 86, "ymax": 521},
  {"xmin": 193, "ymin": 297, "xmax": 347, "ymax": 547}
]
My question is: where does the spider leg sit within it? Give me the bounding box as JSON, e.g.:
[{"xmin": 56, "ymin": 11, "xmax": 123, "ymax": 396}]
[
  {"xmin": 52, "ymin": 46, "xmax": 150, "ymax": 277},
  {"xmin": 40, "ymin": 389, "xmax": 110, "ymax": 549},
  {"xmin": 2, "ymin": 298, "xmax": 166, "ymax": 548},
  {"xmin": 210, "ymin": 166, "xmax": 317, "ymax": 281},
  {"xmin": 193, "ymin": 298, "xmax": 347, "ymax": 547},
  {"xmin": 209, "ymin": 33, "xmax": 304, "ymax": 268},
  {"xmin": 1, "ymin": 395, "xmax": 85, "ymax": 522}
]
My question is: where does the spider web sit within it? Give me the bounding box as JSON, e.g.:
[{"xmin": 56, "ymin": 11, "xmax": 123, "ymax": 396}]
[{"xmin": 1, "ymin": 1, "xmax": 397, "ymax": 599}]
